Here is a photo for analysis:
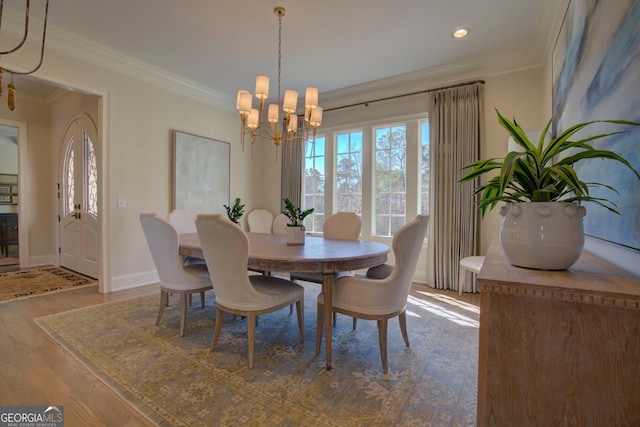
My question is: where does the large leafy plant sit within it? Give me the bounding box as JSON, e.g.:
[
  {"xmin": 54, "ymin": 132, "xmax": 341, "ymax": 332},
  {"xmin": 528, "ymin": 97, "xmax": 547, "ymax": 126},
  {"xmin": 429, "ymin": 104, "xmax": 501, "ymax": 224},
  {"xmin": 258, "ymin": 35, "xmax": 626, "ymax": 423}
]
[
  {"xmin": 459, "ymin": 109, "xmax": 640, "ymax": 217},
  {"xmin": 282, "ymin": 198, "xmax": 314, "ymax": 227}
]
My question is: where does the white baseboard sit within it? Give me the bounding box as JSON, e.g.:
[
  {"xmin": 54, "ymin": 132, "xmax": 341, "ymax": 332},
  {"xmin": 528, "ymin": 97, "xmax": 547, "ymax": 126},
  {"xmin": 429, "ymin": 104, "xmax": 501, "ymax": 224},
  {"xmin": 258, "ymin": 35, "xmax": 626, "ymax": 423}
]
[
  {"xmin": 23, "ymin": 255, "xmax": 58, "ymax": 268},
  {"xmin": 108, "ymin": 270, "xmax": 159, "ymax": 293}
]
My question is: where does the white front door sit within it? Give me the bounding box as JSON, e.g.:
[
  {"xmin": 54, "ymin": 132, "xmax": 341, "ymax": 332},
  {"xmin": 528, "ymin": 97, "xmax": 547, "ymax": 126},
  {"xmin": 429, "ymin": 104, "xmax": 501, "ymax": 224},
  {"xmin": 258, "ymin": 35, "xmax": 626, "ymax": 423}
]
[{"xmin": 59, "ymin": 115, "xmax": 99, "ymax": 278}]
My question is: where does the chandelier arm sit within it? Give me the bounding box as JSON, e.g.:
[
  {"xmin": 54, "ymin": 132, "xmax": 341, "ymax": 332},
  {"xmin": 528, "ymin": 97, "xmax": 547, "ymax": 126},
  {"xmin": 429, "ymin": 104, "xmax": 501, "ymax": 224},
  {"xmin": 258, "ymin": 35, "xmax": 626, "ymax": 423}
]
[
  {"xmin": 1, "ymin": 0, "xmax": 49, "ymax": 75},
  {"xmin": 0, "ymin": 0, "xmax": 31, "ymax": 56}
]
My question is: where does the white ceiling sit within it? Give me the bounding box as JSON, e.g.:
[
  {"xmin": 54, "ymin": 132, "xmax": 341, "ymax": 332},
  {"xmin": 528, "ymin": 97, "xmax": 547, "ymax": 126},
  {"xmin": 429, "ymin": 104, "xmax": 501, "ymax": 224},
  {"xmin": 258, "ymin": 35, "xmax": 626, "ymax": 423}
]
[{"xmin": 2, "ymin": 0, "xmax": 566, "ymax": 106}]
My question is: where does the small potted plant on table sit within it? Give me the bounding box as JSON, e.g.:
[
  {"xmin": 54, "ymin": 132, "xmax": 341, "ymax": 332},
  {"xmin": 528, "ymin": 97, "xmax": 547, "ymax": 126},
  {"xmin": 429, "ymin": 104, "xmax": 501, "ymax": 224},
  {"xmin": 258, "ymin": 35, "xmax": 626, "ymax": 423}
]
[
  {"xmin": 282, "ymin": 198, "xmax": 314, "ymax": 245},
  {"xmin": 224, "ymin": 197, "xmax": 245, "ymax": 227}
]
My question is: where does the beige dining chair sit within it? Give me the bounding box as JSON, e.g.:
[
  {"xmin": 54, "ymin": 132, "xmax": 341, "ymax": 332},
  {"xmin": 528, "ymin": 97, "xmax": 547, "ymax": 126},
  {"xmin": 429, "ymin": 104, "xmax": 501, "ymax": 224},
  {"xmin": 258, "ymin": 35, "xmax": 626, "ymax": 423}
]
[
  {"xmin": 195, "ymin": 213, "xmax": 305, "ymax": 369},
  {"xmin": 290, "ymin": 212, "xmax": 361, "ymax": 322},
  {"xmin": 291, "ymin": 212, "xmax": 361, "ymax": 284},
  {"xmin": 247, "ymin": 209, "xmax": 274, "ymax": 233},
  {"xmin": 316, "ymin": 214, "xmax": 429, "ymax": 373},
  {"xmin": 272, "ymin": 213, "xmax": 288, "ymax": 235},
  {"xmin": 139, "ymin": 213, "xmax": 213, "ymax": 337},
  {"xmin": 168, "ymin": 209, "xmax": 204, "ymax": 266}
]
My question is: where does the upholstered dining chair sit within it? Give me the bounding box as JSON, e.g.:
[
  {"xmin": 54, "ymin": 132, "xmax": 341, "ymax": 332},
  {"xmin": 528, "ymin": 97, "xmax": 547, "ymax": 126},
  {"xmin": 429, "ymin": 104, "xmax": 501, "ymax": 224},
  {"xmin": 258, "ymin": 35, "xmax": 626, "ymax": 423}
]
[
  {"xmin": 195, "ymin": 213, "xmax": 305, "ymax": 369},
  {"xmin": 139, "ymin": 213, "xmax": 213, "ymax": 337},
  {"xmin": 316, "ymin": 214, "xmax": 429, "ymax": 373},
  {"xmin": 290, "ymin": 212, "xmax": 361, "ymax": 284},
  {"xmin": 247, "ymin": 209, "xmax": 274, "ymax": 233},
  {"xmin": 290, "ymin": 212, "xmax": 361, "ymax": 322},
  {"xmin": 272, "ymin": 213, "xmax": 288, "ymax": 235},
  {"xmin": 168, "ymin": 209, "xmax": 204, "ymax": 266}
]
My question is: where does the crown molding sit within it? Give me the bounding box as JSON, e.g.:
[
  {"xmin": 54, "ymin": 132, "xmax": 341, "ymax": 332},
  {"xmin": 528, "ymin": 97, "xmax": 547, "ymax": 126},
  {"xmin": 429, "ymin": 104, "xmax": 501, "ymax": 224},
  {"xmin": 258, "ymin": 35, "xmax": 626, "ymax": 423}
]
[
  {"xmin": 44, "ymin": 26, "xmax": 235, "ymax": 111},
  {"xmin": 320, "ymin": 47, "xmax": 543, "ymax": 110}
]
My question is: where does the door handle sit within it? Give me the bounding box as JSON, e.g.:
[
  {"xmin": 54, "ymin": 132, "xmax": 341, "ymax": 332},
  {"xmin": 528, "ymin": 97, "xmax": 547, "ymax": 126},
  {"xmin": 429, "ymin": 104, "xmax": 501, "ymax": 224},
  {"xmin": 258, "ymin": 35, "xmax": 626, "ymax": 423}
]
[{"xmin": 73, "ymin": 212, "xmax": 81, "ymax": 219}]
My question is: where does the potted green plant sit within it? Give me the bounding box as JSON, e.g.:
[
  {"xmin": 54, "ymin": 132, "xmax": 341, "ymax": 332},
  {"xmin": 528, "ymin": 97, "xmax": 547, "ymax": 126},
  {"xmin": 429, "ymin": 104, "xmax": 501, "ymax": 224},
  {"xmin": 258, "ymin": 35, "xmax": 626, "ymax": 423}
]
[
  {"xmin": 459, "ymin": 109, "xmax": 640, "ymax": 270},
  {"xmin": 282, "ymin": 198, "xmax": 314, "ymax": 245},
  {"xmin": 223, "ymin": 197, "xmax": 245, "ymax": 225}
]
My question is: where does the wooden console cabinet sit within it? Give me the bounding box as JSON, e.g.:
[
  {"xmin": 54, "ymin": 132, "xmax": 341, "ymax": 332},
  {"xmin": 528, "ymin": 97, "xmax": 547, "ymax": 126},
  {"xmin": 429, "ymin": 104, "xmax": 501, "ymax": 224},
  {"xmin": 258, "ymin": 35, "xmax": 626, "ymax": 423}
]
[{"xmin": 477, "ymin": 241, "xmax": 640, "ymax": 427}]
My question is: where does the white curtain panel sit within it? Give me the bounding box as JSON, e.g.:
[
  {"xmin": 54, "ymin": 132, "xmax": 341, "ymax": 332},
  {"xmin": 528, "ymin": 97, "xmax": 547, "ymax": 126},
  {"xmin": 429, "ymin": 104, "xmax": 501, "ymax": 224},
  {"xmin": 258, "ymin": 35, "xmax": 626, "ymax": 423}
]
[{"xmin": 426, "ymin": 83, "xmax": 484, "ymax": 290}]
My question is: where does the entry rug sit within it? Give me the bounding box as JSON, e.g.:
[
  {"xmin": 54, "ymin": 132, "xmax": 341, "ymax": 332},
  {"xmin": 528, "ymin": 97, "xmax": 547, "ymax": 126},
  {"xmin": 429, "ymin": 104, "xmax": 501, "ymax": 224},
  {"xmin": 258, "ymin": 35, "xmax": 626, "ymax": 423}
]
[
  {"xmin": 0, "ymin": 266, "xmax": 97, "ymax": 303},
  {"xmin": 35, "ymin": 284, "xmax": 478, "ymax": 426}
]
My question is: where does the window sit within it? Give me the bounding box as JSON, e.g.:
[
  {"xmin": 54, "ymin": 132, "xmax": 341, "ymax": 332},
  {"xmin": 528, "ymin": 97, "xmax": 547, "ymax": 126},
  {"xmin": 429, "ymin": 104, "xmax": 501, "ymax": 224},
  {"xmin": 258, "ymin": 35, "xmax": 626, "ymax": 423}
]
[
  {"xmin": 420, "ymin": 121, "xmax": 430, "ymax": 215},
  {"xmin": 335, "ymin": 131, "xmax": 362, "ymax": 214},
  {"xmin": 63, "ymin": 139, "xmax": 75, "ymax": 216},
  {"xmin": 303, "ymin": 137, "xmax": 325, "ymax": 232},
  {"xmin": 84, "ymin": 134, "xmax": 98, "ymax": 217},
  {"xmin": 302, "ymin": 115, "xmax": 429, "ymax": 239},
  {"xmin": 375, "ymin": 125, "xmax": 406, "ymax": 237}
]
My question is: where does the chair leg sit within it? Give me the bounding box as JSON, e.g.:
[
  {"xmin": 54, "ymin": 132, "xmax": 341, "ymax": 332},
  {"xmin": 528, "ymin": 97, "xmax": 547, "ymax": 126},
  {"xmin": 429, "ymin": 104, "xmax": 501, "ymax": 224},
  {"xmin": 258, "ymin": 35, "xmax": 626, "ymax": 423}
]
[
  {"xmin": 377, "ymin": 319, "xmax": 389, "ymax": 374},
  {"xmin": 179, "ymin": 294, "xmax": 188, "ymax": 337},
  {"xmin": 315, "ymin": 303, "xmax": 324, "ymax": 356},
  {"xmin": 333, "ymin": 312, "xmax": 337, "ymax": 326},
  {"xmin": 399, "ymin": 311, "xmax": 410, "ymax": 347},
  {"xmin": 247, "ymin": 314, "xmax": 255, "ymax": 369},
  {"xmin": 296, "ymin": 299, "xmax": 304, "ymax": 343},
  {"xmin": 200, "ymin": 291, "xmax": 205, "ymax": 309},
  {"xmin": 156, "ymin": 290, "xmax": 169, "ymax": 326},
  {"xmin": 352, "ymin": 317, "xmax": 357, "ymax": 330},
  {"xmin": 289, "ymin": 304, "xmax": 293, "ymax": 315},
  {"xmin": 209, "ymin": 307, "xmax": 224, "ymax": 353}
]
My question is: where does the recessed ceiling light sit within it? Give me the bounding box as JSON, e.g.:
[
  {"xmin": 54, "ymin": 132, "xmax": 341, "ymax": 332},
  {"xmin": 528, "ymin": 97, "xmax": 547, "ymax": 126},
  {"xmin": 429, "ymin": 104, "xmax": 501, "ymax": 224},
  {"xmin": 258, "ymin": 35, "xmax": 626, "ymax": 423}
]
[{"xmin": 453, "ymin": 27, "xmax": 470, "ymax": 39}]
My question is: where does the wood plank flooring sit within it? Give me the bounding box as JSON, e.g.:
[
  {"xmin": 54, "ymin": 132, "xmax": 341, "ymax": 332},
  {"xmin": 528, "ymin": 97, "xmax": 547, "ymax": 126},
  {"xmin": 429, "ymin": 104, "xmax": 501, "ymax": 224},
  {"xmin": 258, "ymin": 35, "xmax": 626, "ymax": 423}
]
[
  {"xmin": 0, "ymin": 280, "xmax": 479, "ymax": 426},
  {"xmin": 0, "ymin": 283, "xmax": 158, "ymax": 427}
]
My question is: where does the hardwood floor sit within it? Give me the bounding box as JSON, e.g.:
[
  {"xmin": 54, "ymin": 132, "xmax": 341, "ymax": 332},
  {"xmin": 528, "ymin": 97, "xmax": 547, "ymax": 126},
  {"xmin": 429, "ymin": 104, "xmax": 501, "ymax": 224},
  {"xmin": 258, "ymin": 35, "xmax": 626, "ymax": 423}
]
[
  {"xmin": 0, "ymin": 283, "xmax": 158, "ymax": 427},
  {"xmin": 0, "ymin": 280, "xmax": 479, "ymax": 426}
]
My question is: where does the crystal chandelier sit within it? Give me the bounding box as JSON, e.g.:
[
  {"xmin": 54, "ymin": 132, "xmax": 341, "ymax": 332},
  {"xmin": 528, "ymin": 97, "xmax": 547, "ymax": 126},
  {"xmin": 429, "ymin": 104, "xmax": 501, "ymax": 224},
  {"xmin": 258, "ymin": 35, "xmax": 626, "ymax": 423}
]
[
  {"xmin": 0, "ymin": 0, "xmax": 50, "ymax": 111},
  {"xmin": 236, "ymin": 7, "xmax": 322, "ymax": 157}
]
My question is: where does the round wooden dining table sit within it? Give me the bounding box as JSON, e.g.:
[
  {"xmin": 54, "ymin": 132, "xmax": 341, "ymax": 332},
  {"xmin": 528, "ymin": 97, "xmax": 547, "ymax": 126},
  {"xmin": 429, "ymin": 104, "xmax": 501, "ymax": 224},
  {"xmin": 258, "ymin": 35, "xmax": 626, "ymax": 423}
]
[{"xmin": 179, "ymin": 231, "xmax": 390, "ymax": 369}]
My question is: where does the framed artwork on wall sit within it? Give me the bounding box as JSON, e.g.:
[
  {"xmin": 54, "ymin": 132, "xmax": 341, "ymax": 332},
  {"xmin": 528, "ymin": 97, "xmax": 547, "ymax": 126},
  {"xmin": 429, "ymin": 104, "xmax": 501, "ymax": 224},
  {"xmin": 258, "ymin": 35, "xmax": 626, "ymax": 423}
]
[
  {"xmin": 552, "ymin": 0, "xmax": 640, "ymax": 251},
  {"xmin": 172, "ymin": 131, "xmax": 230, "ymax": 214}
]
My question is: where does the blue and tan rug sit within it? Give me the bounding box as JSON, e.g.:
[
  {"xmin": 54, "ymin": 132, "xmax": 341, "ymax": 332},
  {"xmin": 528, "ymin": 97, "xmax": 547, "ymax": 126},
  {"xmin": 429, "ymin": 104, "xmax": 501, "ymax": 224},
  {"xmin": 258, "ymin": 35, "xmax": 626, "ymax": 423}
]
[{"xmin": 35, "ymin": 283, "xmax": 478, "ymax": 426}]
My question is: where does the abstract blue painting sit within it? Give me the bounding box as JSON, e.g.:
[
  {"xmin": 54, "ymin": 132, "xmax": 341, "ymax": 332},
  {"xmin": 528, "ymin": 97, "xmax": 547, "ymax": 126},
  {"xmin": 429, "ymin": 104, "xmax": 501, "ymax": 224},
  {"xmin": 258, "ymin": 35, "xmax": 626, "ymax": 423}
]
[{"xmin": 552, "ymin": 0, "xmax": 640, "ymax": 250}]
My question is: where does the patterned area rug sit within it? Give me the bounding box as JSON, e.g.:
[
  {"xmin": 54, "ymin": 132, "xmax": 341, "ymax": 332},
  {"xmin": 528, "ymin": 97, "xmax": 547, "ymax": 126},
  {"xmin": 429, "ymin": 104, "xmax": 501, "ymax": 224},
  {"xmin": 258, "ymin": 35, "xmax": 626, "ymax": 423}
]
[
  {"xmin": 36, "ymin": 284, "xmax": 478, "ymax": 426},
  {"xmin": 0, "ymin": 266, "xmax": 97, "ymax": 303}
]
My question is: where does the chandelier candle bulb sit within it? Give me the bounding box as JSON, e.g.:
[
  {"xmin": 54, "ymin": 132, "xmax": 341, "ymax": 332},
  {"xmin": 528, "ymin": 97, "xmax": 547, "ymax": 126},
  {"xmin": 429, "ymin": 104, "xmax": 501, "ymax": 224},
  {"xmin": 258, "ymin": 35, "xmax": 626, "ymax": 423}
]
[
  {"xmin": 310, "ymin": 107, "xmax": 323, "ymax": 127},
  {"xmin": 255, "ymin": 75, "xmax": 269, "ymax": 99},
  {"xmin": 287, "ymin": 114, "xmax": 298, "ymax": 132},
  {"xmin": 247, "ymin": 109, "xmax": 259, "ymax": 129},
  {"xmin": 283, "ymin": 90, "xmax": 298, "ymax": 113},
  {"xmin": 236, "ymin": 90, "xmax": 249, "ymax": 110},
  {"xmin": 268, "ymin": 104, "xmax": 279, "ymax": 126},
  {"xmin": 238, "ymin": 92, "xmax": 252, "ymax": 114},
  {"xmin": 305, "ymin": 87, "xmax": 318, "ymax": 109}
]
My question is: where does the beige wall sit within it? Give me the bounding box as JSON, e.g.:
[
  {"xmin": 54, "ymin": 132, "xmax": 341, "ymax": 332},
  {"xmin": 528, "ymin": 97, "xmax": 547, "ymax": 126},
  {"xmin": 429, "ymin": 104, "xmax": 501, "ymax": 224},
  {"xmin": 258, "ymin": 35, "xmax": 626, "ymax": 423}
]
[{"xmin": 0, "ymin": 47, "xmax": 254, "ymax": 291}]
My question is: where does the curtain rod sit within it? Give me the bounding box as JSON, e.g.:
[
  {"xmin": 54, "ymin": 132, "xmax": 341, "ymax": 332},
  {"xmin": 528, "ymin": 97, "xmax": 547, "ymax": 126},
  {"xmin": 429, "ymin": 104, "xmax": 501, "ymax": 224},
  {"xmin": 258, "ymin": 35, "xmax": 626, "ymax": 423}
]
[{"xmin": 323, "ymin": 79, "xmax": 485, "ymax": 113}]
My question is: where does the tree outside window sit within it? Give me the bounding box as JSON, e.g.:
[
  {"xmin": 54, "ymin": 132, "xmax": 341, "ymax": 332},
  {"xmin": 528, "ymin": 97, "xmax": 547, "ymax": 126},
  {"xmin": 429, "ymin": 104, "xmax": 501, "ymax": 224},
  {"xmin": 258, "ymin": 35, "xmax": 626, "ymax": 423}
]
[
  {"xmin": 375, "ymin": 125, "xmax": 406, "ymax": 237},
  {"xmin": 336, "ymin": 131, "xmax": 363, "ymax": 214},
  {"xmin": 303, "ymin": 136, "xmax": 325, "ymax": 232}
]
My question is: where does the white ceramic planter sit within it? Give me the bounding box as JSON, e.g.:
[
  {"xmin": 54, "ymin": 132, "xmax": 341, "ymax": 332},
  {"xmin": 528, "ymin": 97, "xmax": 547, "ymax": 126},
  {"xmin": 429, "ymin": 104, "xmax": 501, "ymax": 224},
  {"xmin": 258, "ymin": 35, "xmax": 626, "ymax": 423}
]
[
  {"xmin": 286, "ymin": 226, "xmax": 305, "ymax": 245},
  {"xmin": 499, "ymin": 202, "xmax": 586, "ymax": 270}
]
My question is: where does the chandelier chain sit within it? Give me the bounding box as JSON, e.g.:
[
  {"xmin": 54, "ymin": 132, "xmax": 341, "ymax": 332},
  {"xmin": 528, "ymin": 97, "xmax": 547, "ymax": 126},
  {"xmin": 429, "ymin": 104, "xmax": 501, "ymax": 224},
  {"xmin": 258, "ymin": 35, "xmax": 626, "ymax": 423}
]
[{"xmin": 277, "ymin": 12, "xmax": 282, "ymax": 109}]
